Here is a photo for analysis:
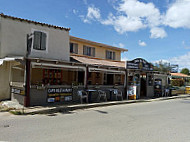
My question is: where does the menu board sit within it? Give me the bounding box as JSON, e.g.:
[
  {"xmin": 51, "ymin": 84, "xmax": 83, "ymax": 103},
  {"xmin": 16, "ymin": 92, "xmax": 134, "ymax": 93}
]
[{"xmin": 47, "ymin": 88, "xmax": 72, "ymax": 103}]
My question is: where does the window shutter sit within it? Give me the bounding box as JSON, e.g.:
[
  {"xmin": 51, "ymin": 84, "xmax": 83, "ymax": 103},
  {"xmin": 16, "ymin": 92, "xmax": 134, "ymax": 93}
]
[
  {"xmin": 74, "ymin": 43, "xmax": 78, "ymax": 54},
  {"xmin": 83, "ymin": 46, "xmax": 87, "ymax": 55},
  {"xmin": 113, "ymin": 52, "xmax": 115, "ymax": 60},
  {"xmin": 87, "ymin": 47, "xmax": 90, "ymax": 56},
  {"xmin": 41, "ymin": 32, "xmax": 47, "ymax": 50},
  {"xmin": 92, "ymin": 47, "xmax": 95, "ymax": 57},
  {"xmin": 70, "ymin": 43, "xmax": 73, "ymax": 53},
  {"xmin": 33, "ymin": 31, "xmax": 41, "ymax": 50}
]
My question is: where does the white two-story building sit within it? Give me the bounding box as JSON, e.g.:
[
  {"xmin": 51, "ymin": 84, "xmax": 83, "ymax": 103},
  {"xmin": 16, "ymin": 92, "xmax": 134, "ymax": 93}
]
[{"xmin": 0, "ymin": 13, "xmax": 71, "ymax": 105}]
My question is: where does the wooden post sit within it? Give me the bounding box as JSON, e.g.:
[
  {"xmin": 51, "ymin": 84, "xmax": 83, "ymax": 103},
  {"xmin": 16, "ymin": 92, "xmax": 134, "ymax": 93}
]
[
  {"xmin": 24, "ymin": 34, "xmax": 32, "ymax": 107},
  {"xmin": 125, "ymin": 69, "xmax": 128, "ymax": 100},
  {"xmin": 24, "ymin": 59, "xmax": 31, "ymax": 107},
  {"xmin": 85, "ymin": 66, "xmax": 89, "ymax": 89}
]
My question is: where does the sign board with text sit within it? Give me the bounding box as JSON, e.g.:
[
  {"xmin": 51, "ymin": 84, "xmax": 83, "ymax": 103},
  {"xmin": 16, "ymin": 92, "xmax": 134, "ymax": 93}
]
[
  {"xmin": 47, "ymin": 88, "xmax": 72, "ymax": 103},
  {"xmin": 127, "ymin": 58, "xmax": 153, "ymax": 71}
]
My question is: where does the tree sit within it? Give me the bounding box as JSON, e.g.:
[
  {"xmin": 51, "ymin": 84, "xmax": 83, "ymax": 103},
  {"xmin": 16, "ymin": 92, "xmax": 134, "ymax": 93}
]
[
  {"xmin": 153, "ymin": 61, "xmax": 171, "ymax": 73},
  {"xmin": 180, "ymin": 68, "xmax": 190, "ymax": 75}
]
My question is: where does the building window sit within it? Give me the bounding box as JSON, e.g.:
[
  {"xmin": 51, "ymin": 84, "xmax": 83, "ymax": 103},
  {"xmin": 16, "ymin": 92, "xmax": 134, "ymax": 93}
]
[
  {"xmin": 70, "ymin": 43, "xmax": 78, "ymax": 54},
  {"xmin": 33, "ymin": 31, "xmax": 47, "ymax": 51},
  {"xmin": 83, "ymin": 45, "xmax": 95, "ymax": 57},
  {"xmin": 106, "ymin": 50, "xmax": 115, "ymax": 60}
]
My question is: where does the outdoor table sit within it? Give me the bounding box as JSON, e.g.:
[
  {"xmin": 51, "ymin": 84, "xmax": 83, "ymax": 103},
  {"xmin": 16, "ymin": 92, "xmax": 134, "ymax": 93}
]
[{"xmin": 86, "ymin": 89, "xmax": 98, "ymax": 103}]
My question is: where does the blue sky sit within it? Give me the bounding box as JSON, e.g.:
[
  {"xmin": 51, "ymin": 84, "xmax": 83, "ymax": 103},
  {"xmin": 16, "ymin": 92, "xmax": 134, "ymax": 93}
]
[{"xmin": 0, "ymin": 0, "xmax": 190, "ymax": 70}]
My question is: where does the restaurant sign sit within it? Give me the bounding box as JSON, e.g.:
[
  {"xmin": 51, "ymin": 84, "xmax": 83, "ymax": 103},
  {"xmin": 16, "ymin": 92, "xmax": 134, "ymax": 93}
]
[
  {"xmin": 47, "ymin": 88, "xmax": 72, "ymax": 103},
  {"xmin": 11, "ymin": 88, "xmax": 25, "ymax": 96},
  {"xmin": 126, "ymin": 58, "xmax": 153, "ymax": 71}
]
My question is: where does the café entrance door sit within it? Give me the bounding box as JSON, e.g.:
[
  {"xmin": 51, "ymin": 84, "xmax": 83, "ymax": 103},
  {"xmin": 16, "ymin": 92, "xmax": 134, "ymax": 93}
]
[{"xmin": 140, "ymin": 74, "xmax": 147, "ymax": 98}]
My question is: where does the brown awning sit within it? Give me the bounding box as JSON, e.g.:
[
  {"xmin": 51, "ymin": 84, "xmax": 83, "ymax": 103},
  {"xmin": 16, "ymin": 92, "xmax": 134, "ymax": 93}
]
[{"xmin": 70, "ymin": 55, "xmax": 125, "ymax": 68}]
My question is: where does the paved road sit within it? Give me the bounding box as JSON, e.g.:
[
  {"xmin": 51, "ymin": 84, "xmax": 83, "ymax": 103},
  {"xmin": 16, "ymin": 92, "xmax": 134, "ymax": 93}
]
[{"xmin": 0, "ymin": 98, "xmax": 190, "ymax": 142}]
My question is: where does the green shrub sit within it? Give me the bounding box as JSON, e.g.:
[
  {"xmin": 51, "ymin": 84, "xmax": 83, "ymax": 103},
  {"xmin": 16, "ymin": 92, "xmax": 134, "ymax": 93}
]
[{"xmin": 171, "ymin": 79, "xmax": 185, "ymax": 86}]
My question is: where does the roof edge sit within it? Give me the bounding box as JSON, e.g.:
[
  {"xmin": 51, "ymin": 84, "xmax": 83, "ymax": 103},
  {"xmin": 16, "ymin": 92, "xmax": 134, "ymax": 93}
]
[
  {"xmin": 70, "ymin": 35, "xmax": 128, "ymax": 52},
  {"xmin": 0, "ymin": 13, "xmax": 70, "ymax": 31}
]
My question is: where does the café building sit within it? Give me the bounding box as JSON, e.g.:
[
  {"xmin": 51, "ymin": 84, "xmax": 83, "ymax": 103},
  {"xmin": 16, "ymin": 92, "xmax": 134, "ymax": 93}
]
[{"xmin": 0, "ymin": 13, "xmax": 128, "ymax": 106}]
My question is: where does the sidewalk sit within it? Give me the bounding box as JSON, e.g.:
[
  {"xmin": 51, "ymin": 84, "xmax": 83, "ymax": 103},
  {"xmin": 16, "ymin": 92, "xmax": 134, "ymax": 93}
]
[{"xmin": 1, "ymin": 94, "xmax": 190, "ymax": 115}]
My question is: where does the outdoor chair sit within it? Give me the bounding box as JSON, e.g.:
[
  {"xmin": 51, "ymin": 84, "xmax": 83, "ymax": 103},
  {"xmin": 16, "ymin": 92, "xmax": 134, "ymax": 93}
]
[
  {"xmin": 97, "ymin": 90, "xmax": 107, "ymax": 102},
  {"xmin": 113, "ymin": 89, "xmax": 123, "ymax": 101},
  {"xmin": 77, "ymin": 90, "xmax": 88, "ymax": 104}
]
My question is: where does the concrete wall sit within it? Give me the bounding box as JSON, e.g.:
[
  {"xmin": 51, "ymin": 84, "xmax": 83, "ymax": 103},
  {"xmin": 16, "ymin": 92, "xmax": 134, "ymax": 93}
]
[
  {"xmin": 12, "ymin": 68, "xmax": 24, "ymax": 83},
  {"xmin": 0, "ymin": 62, "xmax": 11, "ymax": 100},
  {"xmin": 0, "ymin": 16, "xmax": 70, "ymax": 61},
  {"xmin": 146, "ymin": 86, "xmax": 154, "ymax": 97},
  {"xmin": 154, "ymin": 74, "xmax": 168, "ymax": 87},
  {"xmin": 70, "ymin": 39, "xmax": 121, "ymax": 61}
]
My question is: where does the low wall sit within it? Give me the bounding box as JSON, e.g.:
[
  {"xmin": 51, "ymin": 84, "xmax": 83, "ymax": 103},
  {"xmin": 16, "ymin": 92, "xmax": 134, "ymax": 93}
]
[{"xmin": 11, "ymin": 85, "xmax": 25, "ymax": 105}]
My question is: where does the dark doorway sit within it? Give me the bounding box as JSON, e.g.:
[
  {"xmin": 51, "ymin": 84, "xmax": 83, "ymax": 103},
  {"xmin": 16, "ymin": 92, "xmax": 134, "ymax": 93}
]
[
  {"xmin": 107, "ymin": 74, "xmax": 114, "ymax": 85},
  {"xmin": 78, "ymin": 71, "xmax": 84, "ymax": 85},
  {"xmin": 140, "ymin": 77, "xmax": 147, "ymax": 97}
]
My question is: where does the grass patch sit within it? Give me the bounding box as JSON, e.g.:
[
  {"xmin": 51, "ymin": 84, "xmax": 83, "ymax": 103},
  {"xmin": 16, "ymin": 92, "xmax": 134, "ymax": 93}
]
[{"xmin": 9, "ymin": 110, "xmax": 25, "ymax": 115}]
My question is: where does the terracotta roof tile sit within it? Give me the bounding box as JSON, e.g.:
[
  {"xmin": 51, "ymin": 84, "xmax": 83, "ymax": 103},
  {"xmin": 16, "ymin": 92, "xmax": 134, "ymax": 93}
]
[
  {"xmin": 171, "ymin": 73, "xmax": 190, "ymax": 77},
  {"xmin": 0, "ymin": 13, "xmax": 70, "ymax": 31}
]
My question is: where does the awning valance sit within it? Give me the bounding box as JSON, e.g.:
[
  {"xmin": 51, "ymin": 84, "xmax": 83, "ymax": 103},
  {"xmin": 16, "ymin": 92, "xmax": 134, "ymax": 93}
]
[
  {"xmin": 0, "ymin": 57, "xmax": 24, "ymax": 66},
  {"xmin": 32, "ymin": 62, "xmax": 86, "ymax": 71},
  {"xmin": 89, "ymin": 67, "xmax": 125, "ymax": 74}
]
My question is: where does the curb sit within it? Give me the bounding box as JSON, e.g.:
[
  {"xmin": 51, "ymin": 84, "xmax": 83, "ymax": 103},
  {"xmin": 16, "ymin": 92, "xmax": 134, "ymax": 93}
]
[{"xmin": 21, "ymin": 94, "xmax": 190, "ymax": 115}]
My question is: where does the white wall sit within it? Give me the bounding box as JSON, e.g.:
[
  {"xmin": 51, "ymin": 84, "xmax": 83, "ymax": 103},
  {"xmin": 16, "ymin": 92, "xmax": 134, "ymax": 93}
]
[
  {"xmin": 0, "ymin": 17, "xmax": 70, "ymax": 61},
  {"xmin": 0, "ymin": 62, "xmax": 11, "ymax": 100}
]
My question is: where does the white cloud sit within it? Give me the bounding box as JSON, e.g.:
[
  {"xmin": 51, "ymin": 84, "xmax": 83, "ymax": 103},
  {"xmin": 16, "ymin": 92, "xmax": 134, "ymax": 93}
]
[
  {"xmin": 169, "ymin": 52, "xmax": 190, "ymax": 70},
  {"xmin": 102, "ymin": 14, "xmax": 146, "ymax": 33},
  {"xmin": 150, "ymin": 27, "xmax": 167, "ymax": 39},
  {"xmin": 81, "ymin": 0, "xmax": 166, "ymax": 38},
  {"xmin": 164, "ymin": 0, "xmax": 190, "ymax": 28},
  {"xmin": 182, "ymin": 41, "xmax": 190, "ymax": 49},
  {"xmin": 82, "ymin": 6, "xmax": 101, "ymax": 23},
  {"xmin": 138, "ymin": 40, "xmax": 147, "ymax": 46},
  {"xmin": 101, "ymin": 0, "xmax": 162, "ymax": 34},
  {"xmin": 121, "ymin": 52, "xmax": 128, "ymax": 61},
  {"xmin": 113, "ymin": 42, "xmax": 125, "ymax": 48},
  {"xmin": 118, "ymin": 0, "xmax": 162, "ymax": 27},
  {"xmin": 80, "ymin": 0, "xmax": 190, "ymax": 39},
  {"xmin": 154, "ymin": 52, "xmax": 190, "ymax": 70},
  {"xmin": 73, "ymin": 9, "xmax": 78, "ymax": 15}
]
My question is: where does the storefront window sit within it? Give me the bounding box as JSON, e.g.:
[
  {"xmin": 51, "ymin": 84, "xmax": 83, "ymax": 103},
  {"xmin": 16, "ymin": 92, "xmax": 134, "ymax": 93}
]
[{"xmin": 31, "ymin": 68, "xmax": 84, "ymax": 86}]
